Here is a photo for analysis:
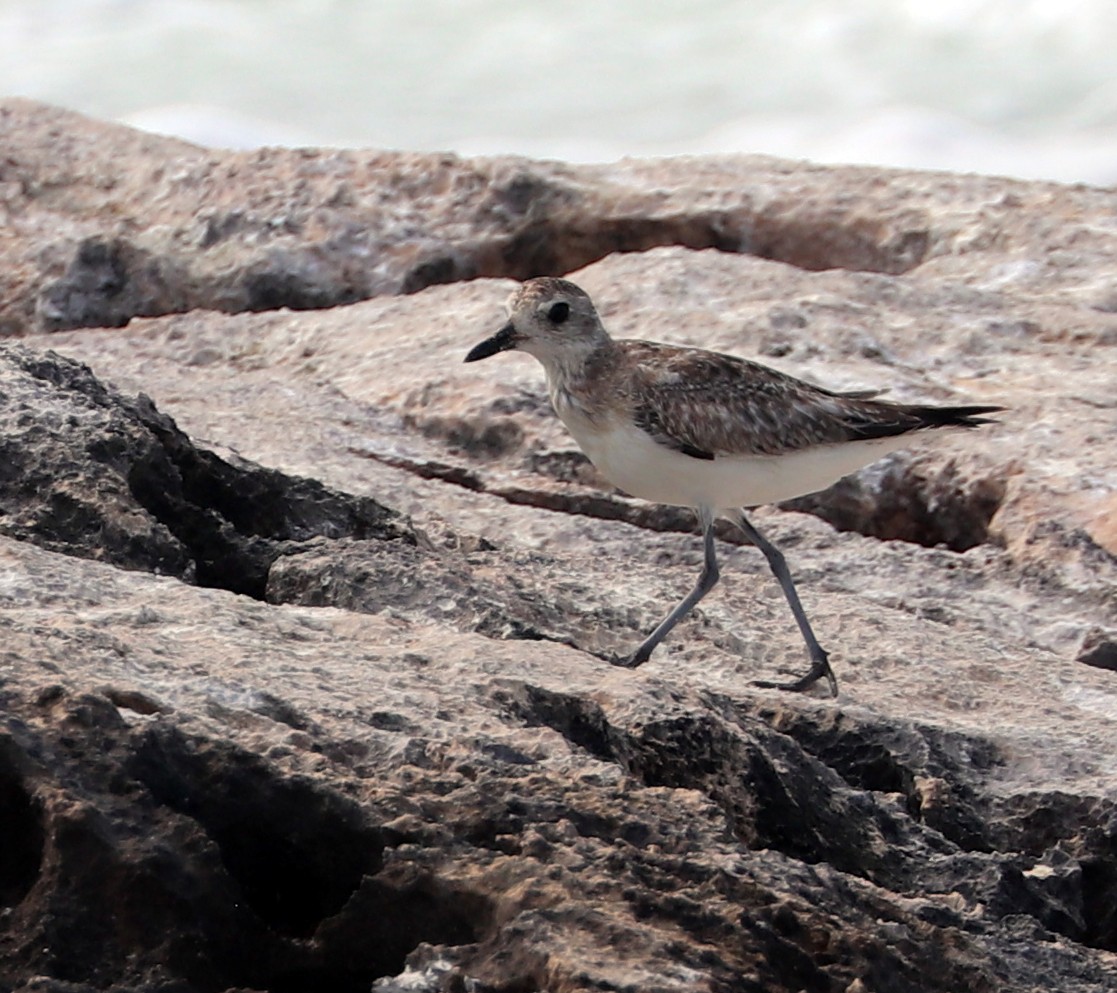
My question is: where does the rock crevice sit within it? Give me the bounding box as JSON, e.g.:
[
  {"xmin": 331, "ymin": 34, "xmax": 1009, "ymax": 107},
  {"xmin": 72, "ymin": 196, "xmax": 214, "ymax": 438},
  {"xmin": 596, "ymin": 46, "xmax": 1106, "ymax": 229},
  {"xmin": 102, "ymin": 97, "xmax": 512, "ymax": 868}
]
[
  {"xmin": 0, "ymin": 98, "xmax": 1114, "ymax": 992},
  {"xmin": 0, "ymin": 343, "xmax": 411, "ymax": 598},
  {"xmin": 3, "ymin": 99, "xmax": 1100, "ymax": 335}
]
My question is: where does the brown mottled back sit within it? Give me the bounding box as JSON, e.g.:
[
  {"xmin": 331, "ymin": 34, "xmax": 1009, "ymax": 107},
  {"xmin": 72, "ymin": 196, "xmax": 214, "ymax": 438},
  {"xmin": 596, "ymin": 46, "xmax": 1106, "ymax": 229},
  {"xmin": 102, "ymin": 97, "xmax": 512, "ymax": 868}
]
[{"xmin": 596, "ymin": 340, "xmax": 998, "ymax": 458}]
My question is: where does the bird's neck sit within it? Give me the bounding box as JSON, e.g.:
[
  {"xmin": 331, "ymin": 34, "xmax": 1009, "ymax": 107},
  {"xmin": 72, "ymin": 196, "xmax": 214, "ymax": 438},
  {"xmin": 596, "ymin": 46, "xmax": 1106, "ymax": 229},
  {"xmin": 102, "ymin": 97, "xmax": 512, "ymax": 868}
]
[{"xmin": 543, "ymin": 341, "xmax": 620, "ymax": 424}]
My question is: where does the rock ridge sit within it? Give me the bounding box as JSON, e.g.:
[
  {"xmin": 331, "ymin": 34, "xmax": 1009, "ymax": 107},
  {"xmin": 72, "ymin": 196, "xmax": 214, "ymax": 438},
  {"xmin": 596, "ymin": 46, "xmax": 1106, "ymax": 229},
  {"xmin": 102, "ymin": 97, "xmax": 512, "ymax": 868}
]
[
  {"xmin": 4, "ymin": 99, "xmax": 1116, "ymax": 335},
  {"xmin": 0, "ymin": 98, "xmax": 1115, "ymax": 992}
]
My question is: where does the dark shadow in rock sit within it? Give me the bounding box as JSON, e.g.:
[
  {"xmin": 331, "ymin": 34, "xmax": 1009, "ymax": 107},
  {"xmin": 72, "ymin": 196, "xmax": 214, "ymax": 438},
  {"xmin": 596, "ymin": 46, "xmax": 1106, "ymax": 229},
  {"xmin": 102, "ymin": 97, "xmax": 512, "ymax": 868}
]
[
  {"xmin": 244, "ymin": 263, "xmax": 363, "ymax": 312},
  {"xmin": 1081, "ymin": 855, "xmax": 1117, "ymax": 951},
  {"xmin": 126, "ymin": 392, "xmax": 410, "ymax": 598},
  {"xmin": 1076, "ymin": 628, "xmax": 1117, "ymax": 672},
  {"xmin": 36, "ymin": 236, "xmax": 190, "ymax": 332},
  {"xmin": 467, "ymin": 195, "xmax": 930, "ymax": 295},
  {"xmin": 0, "ymin": 344, "xmax": 412, "ymax": 599},
  {"xmin": 0, "ymin": 737, "xmax": 45, "ymax": 908},
  {"xmin": 127, "ymin": 725, "xmax": 496, "ymax": 993},
  {"xmin": 499, "ymin": 680, "xmax": 1103, "ymax": 951},
  {"xmin": 739, "ymin": 701, "xmax": 1000, "ymax": 853},
  {"xmin": 618, "ymin": 709, "xmax": 942, "ymax": 882},
  {"xmin": 992, "ymin": 790, "xmax": 1117, "ymax": 952},
  {"xmin": 130, "ymin": 725, "xmax": 382, "ymax": 938},
  {"xmin": 304, "ymin": 865, "xmax": 495, "ymax": 993},
  {"xmin": 498, "ymin": 684, "xmax": 618, "ymax": 764},
  {"xmin": 781, "ymin": 453, "xmax": 1006, "ymax": 552},
  {"xmin": 400, "ymin": 252, "xmax": 473, "ymax": 294}
]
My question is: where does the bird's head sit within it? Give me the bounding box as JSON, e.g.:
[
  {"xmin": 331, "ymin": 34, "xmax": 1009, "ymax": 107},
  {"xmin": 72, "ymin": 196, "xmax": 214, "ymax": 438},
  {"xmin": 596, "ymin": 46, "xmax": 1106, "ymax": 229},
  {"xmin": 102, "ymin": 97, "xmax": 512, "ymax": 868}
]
[{"xmin": 464, "ymin": 278, "xmax": 610, "ymax": 373}]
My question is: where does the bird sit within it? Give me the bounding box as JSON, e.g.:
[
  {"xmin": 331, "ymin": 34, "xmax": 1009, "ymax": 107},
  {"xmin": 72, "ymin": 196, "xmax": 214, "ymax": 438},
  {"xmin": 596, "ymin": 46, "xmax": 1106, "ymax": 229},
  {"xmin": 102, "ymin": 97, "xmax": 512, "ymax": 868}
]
[{"xmin": 463, "ymin": 277, "xmax": 1001, "ymax": 696}]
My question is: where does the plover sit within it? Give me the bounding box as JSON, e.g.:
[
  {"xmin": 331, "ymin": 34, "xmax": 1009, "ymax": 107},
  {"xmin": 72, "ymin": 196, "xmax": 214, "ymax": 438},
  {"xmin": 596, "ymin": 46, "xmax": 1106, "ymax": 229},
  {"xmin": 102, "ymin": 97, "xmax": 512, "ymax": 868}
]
[{"xmin": 464, "ymin": 277, "xmax": 1001, "ymax": 696}]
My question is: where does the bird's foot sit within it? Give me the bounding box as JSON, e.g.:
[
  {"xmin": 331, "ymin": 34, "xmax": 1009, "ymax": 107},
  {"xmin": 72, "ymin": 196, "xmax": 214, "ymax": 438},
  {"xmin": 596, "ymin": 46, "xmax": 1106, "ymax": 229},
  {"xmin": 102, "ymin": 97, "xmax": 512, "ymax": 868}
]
[
  {"xmin": 612, "ymin": 649, "xmax": 650, "ymax": 669},
  {"xmin": 753, "ymin": 652, "xmax": 838, "ymax": 698}
]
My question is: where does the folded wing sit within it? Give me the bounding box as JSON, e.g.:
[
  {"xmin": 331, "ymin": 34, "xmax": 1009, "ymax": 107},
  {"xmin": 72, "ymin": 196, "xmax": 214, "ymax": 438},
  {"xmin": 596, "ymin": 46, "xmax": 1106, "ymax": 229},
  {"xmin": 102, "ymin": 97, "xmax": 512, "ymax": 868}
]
[{"xmin": 623, "ymin": 342, "xmax": 1001, "ymax": 460}]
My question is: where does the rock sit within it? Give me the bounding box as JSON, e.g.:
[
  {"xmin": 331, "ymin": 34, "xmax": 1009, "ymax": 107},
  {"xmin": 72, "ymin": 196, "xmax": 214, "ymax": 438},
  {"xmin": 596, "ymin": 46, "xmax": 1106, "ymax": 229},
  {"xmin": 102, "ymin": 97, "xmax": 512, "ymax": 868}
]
[
  {"xmin": 781, "ymin": 452, "xmax": 1008, "ymax": 551},
  {"xmin": 2, "ymin": 534, "xmax": 1117, "ymax": 992},
  {"xmin": 0, "ymin": 343, "xmax": 410, "ymax": 594},
  {"xmin": 24, "ymin": 247, "xmax": 1112, "ymax": 608},
  {"xmin": 2, "ymin": 98, "xmax": 1116, "ymax": 338},
  {"xmin": 0, "ymin": 99, "xmax": 1115, "ymax": 991},
  {"xmin": 1077, "ymin": 628, "xmax": 1117, "ymax": 672}
]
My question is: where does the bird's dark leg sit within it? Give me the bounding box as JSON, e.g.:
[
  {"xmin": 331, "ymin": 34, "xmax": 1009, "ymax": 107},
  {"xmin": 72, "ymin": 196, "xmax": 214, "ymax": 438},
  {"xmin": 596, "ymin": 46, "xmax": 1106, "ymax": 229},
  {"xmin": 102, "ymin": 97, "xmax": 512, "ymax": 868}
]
[
  {"xmin": 618, "ymin": 506, "xmax": 719, "ymax": 668},
  {"xmin": 727, "ymin": 509, "xmax": 839, "ymax": 697}
]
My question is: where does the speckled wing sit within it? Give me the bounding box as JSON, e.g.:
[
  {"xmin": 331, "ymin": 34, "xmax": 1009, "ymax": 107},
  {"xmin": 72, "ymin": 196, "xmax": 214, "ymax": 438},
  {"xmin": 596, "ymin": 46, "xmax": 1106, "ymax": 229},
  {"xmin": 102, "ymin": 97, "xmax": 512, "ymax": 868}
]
[{"xmin": 621, "ymin": 341, "xmax": 992, "ymax": 459}]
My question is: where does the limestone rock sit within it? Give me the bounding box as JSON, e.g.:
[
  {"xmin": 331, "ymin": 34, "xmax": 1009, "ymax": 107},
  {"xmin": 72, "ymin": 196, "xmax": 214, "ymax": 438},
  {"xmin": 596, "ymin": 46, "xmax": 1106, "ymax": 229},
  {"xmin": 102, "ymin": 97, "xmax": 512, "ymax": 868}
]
[
  {"xmin": 2, "ymin": 97, "xmax": 1116, "ymax": 340},
  {"xmin": 0, "ymin": 99, "xmax": 1115, "ymax": 992},
  {"xmin": 3, "ymin": 534, "xmax": 1117, "ymax": 993},
  {"xmin": 0, "ymin": 343, "xmax": 410, "ymax": 594}
]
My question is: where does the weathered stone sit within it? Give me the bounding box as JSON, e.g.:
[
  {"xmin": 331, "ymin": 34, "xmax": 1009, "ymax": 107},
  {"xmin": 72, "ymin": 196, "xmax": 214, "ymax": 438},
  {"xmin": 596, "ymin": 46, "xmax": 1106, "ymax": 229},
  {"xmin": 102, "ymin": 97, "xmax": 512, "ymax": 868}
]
[
  {"xmin": 1077, "ymin": 628, "xmax": 1117, "ymax": 672},
  {"xmin": 0, "ymin": 343, "xmax": 410, "ymax": 594},
  {"xmin": 28, "ymin": 246, "xmax": 1112, "ymax": 611},
  {"xmin": 0, "ymin": 99, "xmax": 1115, "ymax": 992},
  {"xmin": 781, "ymin": 451, "xmax": 1008, "ymax": 551},
  {"xmin": 2, "ymin": 532, "xmax": 1117, "ymax": 992},
  {"xmin": 3, "ymin": 98, "xmax": 1117, "ymax": 339}
]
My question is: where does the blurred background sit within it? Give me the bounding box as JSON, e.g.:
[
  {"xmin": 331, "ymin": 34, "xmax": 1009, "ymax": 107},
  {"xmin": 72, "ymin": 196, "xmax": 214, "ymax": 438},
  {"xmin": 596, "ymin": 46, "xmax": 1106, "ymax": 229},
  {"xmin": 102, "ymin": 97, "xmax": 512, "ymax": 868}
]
[{"xmin": 3, "ymin": 0, "xmax": 1117, "ymax": 184}]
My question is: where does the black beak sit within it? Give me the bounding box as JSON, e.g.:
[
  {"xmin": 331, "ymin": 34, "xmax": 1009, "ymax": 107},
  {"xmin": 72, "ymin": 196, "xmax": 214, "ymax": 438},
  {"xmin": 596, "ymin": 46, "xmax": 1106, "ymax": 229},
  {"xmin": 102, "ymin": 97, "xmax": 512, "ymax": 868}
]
[{"xmin": 464, "ymin": 322, "xmax": 521, "ymax": 363}]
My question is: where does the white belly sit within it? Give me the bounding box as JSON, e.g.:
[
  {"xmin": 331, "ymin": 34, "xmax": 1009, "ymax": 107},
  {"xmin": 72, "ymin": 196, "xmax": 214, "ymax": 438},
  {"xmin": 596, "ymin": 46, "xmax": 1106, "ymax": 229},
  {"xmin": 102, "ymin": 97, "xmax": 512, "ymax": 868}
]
[{"xmin": 564, "ymin": 414, "xmax": 912, "ymax": 511}]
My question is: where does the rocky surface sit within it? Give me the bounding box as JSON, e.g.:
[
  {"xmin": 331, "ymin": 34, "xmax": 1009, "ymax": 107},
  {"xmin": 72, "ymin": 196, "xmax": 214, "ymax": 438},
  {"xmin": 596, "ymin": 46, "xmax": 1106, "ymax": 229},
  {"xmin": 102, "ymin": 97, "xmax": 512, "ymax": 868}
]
[{"xmin": 0, "ymin": 100, "xmax": 1116, "ymax": 992}]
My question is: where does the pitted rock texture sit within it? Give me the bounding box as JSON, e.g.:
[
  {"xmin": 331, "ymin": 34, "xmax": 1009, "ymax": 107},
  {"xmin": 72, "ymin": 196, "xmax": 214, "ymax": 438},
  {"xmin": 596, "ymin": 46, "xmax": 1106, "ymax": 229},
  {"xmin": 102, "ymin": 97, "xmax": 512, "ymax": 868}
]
[
  {"xmin": 0, "ymin": 99, "xmax": 1115, "ymax": 992},
  {"xmin": 2, "ymin": 535, "xmax": 1117, "ymax": 993},
  {"xmin": 0, "ymin": 345, "xmax": 1114, "ymax": 993},
  {"xmin": 0, "ymin": 344, "xmax": 410, "ymax": 595},
  {"xmin": 3, "ymin": 98, "xmax": 1117, "ymax": 337}
]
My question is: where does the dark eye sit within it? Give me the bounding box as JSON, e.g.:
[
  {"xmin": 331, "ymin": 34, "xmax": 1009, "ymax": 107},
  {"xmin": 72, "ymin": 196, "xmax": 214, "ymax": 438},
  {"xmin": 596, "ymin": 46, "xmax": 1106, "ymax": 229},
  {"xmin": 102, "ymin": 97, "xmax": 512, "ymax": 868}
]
[{"xmin": 546, "ymin": 301, "xmax": 570, "ymax": 325}]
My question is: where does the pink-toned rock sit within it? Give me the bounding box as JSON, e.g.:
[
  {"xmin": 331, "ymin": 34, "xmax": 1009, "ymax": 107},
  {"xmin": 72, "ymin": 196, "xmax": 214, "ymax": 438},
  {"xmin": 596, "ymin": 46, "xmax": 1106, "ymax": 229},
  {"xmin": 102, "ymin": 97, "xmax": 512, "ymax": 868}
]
[
  {"xmin": 4, "ymin": 97, "xmax": 1117, "ymax": 342},
  {"xmin": 0, "ymin": 100, "xmax": 1115, "ymax": 993}
]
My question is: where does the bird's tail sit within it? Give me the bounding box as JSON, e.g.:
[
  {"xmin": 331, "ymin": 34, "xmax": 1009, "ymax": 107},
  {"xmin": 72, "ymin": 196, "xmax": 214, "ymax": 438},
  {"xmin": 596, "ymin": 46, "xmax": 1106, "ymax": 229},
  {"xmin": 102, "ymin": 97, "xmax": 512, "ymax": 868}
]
[{"xmin": 906, "ymin": 404, "xmax": 1005, "ymax": 428}]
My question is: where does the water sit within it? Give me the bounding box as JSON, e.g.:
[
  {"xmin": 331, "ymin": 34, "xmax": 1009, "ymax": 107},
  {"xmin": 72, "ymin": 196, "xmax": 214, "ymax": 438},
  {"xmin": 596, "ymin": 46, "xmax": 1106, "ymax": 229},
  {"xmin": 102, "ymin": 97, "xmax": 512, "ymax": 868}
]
[{"xmin": 3, "ymin": 0, "xmax": 1117, "ymax": 184}]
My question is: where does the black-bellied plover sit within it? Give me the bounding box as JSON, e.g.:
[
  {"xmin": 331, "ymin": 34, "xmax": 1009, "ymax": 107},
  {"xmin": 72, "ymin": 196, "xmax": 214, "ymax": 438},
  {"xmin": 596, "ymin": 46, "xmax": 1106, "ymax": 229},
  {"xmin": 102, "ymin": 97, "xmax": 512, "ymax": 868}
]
[{"xmin": 464, "ymin": 277, "xmax": 1001, "ymax": 696}]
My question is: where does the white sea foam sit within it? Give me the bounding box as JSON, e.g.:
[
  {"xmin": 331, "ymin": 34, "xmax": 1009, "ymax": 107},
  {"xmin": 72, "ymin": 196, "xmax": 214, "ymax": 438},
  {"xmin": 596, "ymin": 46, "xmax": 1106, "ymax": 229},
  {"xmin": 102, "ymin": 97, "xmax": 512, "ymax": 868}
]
[{"xmin": 2, "ymin": 0, "xmax": 1115, "ymax": 183}]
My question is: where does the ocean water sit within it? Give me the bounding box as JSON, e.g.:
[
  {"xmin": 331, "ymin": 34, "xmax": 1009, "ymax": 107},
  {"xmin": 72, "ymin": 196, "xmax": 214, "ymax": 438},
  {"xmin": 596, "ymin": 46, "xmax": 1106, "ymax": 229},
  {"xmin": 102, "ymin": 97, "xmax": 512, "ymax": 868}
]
[{"xmin": 2, "ymin": 0, "xmax": 1117, "ymax": 184}]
